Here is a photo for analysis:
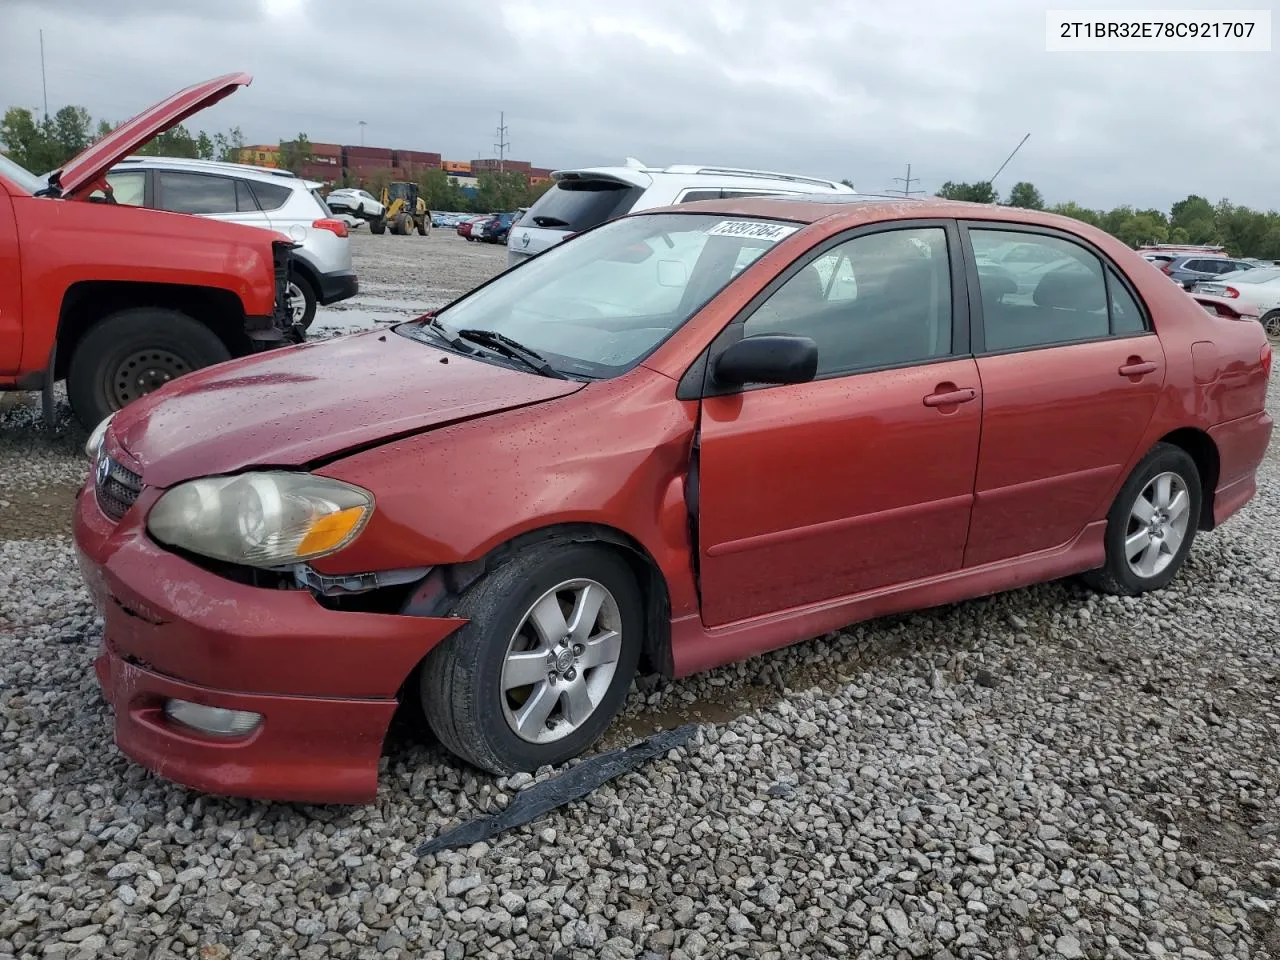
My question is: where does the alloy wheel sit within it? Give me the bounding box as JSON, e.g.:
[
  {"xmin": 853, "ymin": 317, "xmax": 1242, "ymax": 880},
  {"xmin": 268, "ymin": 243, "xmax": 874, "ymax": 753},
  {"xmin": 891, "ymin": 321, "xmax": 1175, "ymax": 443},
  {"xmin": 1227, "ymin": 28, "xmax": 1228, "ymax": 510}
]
[
  {"xmin": 1125, "ymin": 471, "xmax": 1191, "ymax": 579},
  {"xmin": 500, "ymin": 579, "xmax": 623, "ymax": 744}
]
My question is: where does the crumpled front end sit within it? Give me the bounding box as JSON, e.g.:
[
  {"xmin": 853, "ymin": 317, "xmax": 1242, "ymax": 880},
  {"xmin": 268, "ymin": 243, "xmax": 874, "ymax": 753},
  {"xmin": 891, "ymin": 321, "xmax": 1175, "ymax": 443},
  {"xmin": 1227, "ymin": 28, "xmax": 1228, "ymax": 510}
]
[{"xmin": 244, "ymin": 240, "xmax": 307, "ymax": 349}]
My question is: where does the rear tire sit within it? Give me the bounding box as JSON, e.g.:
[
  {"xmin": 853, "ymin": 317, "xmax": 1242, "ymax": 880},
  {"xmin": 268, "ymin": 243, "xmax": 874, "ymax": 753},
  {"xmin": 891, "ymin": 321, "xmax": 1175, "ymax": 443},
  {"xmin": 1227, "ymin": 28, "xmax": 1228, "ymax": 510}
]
[
  {"xmin": 1081, "ymin": 442, "xmax": 1202, "ymax": 596},
  {"xmin": 419, "ymin": 541, "xmax": 642, "ymax": 774},
  {"xmin": 67, "ymin": 308, "xmax": 231, "ymax": 429},
  {"xmin": 416, "ymin": 217, "xmax": 428, "ymax": 236},
  {"xmin": 287, "ymin": 274, "xmax": 318, "ymax": 329}
]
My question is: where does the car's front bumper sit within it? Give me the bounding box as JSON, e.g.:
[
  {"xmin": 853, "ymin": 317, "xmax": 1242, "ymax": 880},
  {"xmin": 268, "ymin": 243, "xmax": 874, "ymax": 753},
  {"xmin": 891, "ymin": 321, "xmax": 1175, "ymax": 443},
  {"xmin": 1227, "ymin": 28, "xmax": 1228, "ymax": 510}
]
[{"xmin": 73, "ymin": 477, "xmax": 463, "ymax": 804}]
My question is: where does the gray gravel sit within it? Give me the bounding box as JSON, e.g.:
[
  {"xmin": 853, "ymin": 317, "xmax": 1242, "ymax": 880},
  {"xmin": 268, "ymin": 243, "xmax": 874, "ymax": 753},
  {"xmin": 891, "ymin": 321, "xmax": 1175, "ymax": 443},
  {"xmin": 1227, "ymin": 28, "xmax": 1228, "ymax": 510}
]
[{"xmin": 0, "ymin": 232, "xmax": 1277, "ymax": 959}]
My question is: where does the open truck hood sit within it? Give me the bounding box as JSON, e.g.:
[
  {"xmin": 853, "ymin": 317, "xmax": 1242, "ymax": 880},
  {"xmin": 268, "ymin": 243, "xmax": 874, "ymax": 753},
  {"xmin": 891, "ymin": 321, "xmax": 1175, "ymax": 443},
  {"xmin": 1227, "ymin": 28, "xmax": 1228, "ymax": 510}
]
[
  {"xmin": 111, "ymin": 329, "xmax": 585, "ymax": 489},
  {"xmin": 50, "ymin": 72, "xmax": 252, "ymax": 200}
]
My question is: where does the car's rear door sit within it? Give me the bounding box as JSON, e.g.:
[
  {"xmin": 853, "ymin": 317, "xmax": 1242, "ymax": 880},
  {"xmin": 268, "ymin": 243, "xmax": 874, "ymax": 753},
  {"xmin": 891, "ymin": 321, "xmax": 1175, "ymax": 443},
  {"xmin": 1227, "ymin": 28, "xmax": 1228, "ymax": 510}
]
[
  {"xmin": 152, "ymin": 169, "xmax": 261, "ymax": 227},
  {"xmin": 695, "ymin": 220, "xmax": 982, "ymax": 627},
  {"xmin": 960, "ymin": 222, "xmax": 1165, "ymax": 567}
]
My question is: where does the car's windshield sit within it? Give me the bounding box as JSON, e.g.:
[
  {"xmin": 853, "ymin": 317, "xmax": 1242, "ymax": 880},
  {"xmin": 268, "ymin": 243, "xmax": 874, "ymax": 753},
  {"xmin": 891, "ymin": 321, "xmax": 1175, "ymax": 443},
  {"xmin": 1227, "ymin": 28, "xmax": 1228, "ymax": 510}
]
[
  {"xmin": 0, "ymin": 153, "xmax": 46, "ymax": 195},
  {"xmin": 404, "ymin": 213, "xmax": 799, "ymax": 378},
  {"xmin": 1225, "ymin": 267, "xmax": 1280, "ymax": 284}
]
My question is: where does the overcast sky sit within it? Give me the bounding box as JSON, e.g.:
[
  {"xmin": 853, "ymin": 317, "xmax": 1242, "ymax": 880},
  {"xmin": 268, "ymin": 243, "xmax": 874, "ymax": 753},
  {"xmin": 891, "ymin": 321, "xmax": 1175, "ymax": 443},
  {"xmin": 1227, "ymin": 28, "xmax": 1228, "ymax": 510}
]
[{"xmin": 1, "ymin": 0, "xmax": 1273, "ymax": 212}]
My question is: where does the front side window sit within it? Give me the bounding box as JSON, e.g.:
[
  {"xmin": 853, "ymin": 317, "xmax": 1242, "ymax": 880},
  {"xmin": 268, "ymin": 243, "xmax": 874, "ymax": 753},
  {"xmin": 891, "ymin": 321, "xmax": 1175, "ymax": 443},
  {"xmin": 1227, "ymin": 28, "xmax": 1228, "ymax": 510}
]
[
  {"xmin": 155, "ymin": 171, "xmax": 237, "ymax": 214},
  {"xmin": 413, "ymin": 214, "xmax": 799, "ymax": 378},
  {"xmin": 971, "ymin": 229, "xmax": 1142, "ymax": 351},
  {"xmin": 743, "ymin": 227, "xmax": 952, "ymax": 375}
]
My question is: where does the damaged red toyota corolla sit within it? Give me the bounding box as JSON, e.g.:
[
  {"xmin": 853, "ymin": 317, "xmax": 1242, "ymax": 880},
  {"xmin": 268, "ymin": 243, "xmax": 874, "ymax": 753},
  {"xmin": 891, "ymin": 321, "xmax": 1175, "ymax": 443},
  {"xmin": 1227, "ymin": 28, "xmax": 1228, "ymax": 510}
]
[{"xmin": 73, "ymin": 196, "xmax": 1273, "ymax": 803}]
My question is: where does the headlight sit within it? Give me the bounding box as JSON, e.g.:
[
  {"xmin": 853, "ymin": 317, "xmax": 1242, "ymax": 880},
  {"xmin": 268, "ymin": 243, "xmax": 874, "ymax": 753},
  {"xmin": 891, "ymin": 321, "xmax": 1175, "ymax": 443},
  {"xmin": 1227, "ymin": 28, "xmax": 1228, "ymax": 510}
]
[
  {"xmin": 147, "ymin": 472, "xmax": 373, "ymax": 567},
  {"xmin": 85, "ymin": 414, "xmax": 114, "ymax": 459}
]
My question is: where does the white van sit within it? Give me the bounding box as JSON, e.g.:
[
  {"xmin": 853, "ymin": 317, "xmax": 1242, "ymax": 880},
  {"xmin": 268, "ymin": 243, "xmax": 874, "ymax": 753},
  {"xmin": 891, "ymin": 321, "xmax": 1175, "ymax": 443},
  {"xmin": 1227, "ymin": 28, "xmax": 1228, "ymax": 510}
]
[{"xmin": 507, "ymin": 159, "xmax": 856, "ymax": 268}]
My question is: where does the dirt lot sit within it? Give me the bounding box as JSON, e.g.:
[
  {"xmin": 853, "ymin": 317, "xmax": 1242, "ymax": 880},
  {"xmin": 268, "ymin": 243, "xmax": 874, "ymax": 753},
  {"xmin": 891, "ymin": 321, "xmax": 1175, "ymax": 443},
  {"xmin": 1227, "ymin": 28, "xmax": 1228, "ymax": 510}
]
[{"xmin": 0, "ymin": 230, "xmax": 1277, "ymax": 959}]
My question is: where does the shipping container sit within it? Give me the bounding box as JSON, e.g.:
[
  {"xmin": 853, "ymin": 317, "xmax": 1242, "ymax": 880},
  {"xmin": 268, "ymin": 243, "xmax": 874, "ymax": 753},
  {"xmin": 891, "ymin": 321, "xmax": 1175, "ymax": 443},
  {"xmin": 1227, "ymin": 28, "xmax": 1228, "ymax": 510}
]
[
  {"xmin": 395, "ymin": 149, "xmax": 442, "ymax": 165},
  {"xmin": 311, "ymin": 142, "xmax": 342, "ymax": 157},
  {"xmin": 442, "ymin": 160, "xmax": 471, "ymax": 174},
  {"xmin": 342, "ymin": 145, "xmax": 394, "ymax": 160}
]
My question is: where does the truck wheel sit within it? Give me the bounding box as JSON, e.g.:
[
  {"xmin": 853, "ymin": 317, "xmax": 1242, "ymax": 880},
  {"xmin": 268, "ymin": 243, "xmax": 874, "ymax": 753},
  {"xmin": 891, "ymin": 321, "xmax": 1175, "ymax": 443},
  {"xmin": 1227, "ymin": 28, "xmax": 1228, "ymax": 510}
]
[
  {"xmin": 67, "ymin": 308, "xmax": 231, "ymax": 429},
  {"xmin": 287, "ymin": 275, "xmax": 318, "ymax": 329},
  {"xmin": 416, "ymin": 217, "xmax": 429, "ymax": 236},
  {"xmin": 398, "ymin": 213, "xmax": 414, "ymax": 235},
  {"xmin": 370, "ymin": 217, "xmax": 386, "ymax": 235}
]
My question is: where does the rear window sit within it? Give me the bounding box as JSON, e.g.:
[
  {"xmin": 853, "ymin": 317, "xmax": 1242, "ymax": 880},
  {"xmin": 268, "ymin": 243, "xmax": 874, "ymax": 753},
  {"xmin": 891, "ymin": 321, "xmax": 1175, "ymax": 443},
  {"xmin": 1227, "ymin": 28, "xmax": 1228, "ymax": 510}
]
[
  {"xmin": 250, "ymin": 180, "xmax": 293, "ymax": 211},
  {"xmin": 523, "ymin": 179, "xmax": 643, "ymax": 232}
]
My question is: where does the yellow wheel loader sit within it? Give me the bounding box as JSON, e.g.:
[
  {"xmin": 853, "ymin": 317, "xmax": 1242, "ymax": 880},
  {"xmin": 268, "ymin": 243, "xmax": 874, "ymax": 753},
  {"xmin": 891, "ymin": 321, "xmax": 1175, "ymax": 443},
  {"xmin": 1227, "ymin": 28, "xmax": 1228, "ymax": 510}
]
[{"xmin": 369, "ymin": 181, "xmax": 430, "ymax": 236}]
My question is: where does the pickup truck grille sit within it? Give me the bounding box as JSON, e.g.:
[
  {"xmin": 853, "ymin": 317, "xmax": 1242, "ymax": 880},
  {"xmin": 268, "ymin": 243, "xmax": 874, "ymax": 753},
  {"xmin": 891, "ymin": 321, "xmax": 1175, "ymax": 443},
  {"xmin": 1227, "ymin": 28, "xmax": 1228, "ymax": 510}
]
[{"xmin": 95, "ymin": 454, "xmax": 143, "ymax": 521}]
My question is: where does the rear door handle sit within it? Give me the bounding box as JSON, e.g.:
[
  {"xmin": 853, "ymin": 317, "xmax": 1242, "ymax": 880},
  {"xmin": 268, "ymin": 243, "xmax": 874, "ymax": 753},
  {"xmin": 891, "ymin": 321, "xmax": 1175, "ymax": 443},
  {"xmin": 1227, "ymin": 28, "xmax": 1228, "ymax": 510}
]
[
  {"xmin": 923, "ymin": 387, "xmax": 977, "ymax": 407},
  {"xmin": 1119, "ymin": 360, "xmax": 1157, "ymax": 377}
]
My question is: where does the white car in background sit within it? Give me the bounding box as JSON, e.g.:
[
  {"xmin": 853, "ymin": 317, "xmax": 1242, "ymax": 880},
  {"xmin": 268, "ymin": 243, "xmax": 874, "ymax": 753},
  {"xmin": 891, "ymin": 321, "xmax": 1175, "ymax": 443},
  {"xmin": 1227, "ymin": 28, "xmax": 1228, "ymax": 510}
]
[
  {"xmin": 1194, "ymin": 266, "xmax": 1280, "ymax": 337},
  {"xmin": 105, "ymin": 157, "xmax": 356, "ymax": 328},
  {"xmin": 507, "ymin": 159, "xmax": 858, "ymax": 268},
  {"xmin": 325, "ymin": 188, "xmax": 385, "ymax": 219}
]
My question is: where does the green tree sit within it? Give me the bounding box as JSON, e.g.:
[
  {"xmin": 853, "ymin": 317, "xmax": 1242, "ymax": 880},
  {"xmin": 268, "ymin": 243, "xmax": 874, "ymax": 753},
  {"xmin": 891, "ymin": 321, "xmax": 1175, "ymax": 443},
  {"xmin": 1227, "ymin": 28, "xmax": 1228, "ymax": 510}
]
[
  {"xmin": 1047, "ymin": 201, "xmax": 1103, "ymax": 227},
  {"xmin": 195, "ymin": 131, "xmax": 215, "ymax": 160},
  {"xmin": 1170, "ymin": 194, "xmax": 1217, "ymax": 243},
  {"xmin": 136, "ymin": 123, "xmax": 200, "ymax": 158},
  {"xmin": 280, "ymin": 133, "xmax": 313, "ymax": 175},
  {"xmin": 51, "ymin": 105, "xmax": 93, "ymax": 159},
  {"xmin": 212, "ymin": 126, "xmax": 245, "ymax": 162},
  {"xmin": 1005, "ymin": 181, "xmax": 1044, "ymax": 210},
  {"xmin": 417, "ymin": 167, "xmax": 467, "ymax": 211},
  {"xmin": 1, "ymin": 107, "xmax": 62, "ymax": 172},
  {"xmin": 936, "ymin": 180, "xmax": 998, "ymax": 203}
]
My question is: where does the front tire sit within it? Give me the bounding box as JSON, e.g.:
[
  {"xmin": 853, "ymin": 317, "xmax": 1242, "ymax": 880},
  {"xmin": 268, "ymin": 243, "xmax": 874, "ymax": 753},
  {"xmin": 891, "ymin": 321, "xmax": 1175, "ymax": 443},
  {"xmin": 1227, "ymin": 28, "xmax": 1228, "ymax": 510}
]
[
  {"xmin": 66, "ymin": 308, "xmax": 231, "ymax": 429},
  {"xmin": 420, "ymin": 542, "xmax": 642, "ymax": 774},
  {"xmin": 1082, "ymin": 442, "xmax": 1202, "ymax": 596},
  {"xmin": 369, "ymin": 217, "xmax": 386, "ymax": 235}
]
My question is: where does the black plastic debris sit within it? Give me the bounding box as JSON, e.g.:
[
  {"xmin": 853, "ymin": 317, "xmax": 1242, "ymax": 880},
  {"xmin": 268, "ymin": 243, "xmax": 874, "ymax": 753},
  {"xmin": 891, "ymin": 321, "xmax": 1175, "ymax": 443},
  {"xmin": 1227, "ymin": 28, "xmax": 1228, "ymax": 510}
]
[{"xmin": 416, "ymin": 723, "xmax": 698, "ymax": 856}]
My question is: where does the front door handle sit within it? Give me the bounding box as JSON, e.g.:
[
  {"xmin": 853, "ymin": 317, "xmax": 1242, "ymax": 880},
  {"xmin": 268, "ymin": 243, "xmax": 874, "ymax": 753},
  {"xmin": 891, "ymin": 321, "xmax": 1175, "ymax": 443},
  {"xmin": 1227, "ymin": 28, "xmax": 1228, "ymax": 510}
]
[
  {"xmin": 923, "ymin": 386, "xmax": 977, "ymax": 407},
  {"xmin": 1119, "ymin": 359, "xmax": 1157, "ymax": 377}
]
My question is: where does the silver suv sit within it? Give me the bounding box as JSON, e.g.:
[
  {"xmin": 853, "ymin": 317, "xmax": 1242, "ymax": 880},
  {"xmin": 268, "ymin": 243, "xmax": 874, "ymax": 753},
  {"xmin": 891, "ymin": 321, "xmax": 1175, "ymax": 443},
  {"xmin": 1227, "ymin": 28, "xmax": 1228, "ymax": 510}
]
[
  {"xmin": 508, "ymin": 160, "xmax": 857, "ymax": 268},
  {"xmin": 104, "ymin": 157, "xmax": 356, "ymax": 327}
]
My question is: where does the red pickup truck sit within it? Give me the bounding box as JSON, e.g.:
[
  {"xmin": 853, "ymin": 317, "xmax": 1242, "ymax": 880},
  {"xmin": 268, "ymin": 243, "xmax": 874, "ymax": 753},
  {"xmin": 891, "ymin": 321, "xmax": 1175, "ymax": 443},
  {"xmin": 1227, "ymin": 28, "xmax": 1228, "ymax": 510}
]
[{"xmin": 0, "ymin": 73, "xmax": 299, "ymax": 429}]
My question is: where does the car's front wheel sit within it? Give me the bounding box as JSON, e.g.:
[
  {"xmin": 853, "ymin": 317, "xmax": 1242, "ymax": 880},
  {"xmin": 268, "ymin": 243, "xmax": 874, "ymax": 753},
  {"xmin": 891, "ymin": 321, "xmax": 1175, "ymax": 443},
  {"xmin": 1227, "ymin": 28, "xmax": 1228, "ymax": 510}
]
[
  {"xmin": 1082, "ymin": 442, "xmax": 1202, "ymax": 596},
  {"xmin": 420, "ymin": 541, "xmax": 642, "ymax": 774}
]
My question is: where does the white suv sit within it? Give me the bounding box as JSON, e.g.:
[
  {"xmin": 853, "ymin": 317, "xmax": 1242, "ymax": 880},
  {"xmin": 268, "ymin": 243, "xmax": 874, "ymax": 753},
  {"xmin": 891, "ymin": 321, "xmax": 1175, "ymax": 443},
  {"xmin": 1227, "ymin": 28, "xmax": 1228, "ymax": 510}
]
[
  {"xmin": 103, "ymin": 157, "xmax": 356, "ymax": 328},
  {"xmin": 507, "ymin": 159, "xmax": 857, "ymax": 268}
]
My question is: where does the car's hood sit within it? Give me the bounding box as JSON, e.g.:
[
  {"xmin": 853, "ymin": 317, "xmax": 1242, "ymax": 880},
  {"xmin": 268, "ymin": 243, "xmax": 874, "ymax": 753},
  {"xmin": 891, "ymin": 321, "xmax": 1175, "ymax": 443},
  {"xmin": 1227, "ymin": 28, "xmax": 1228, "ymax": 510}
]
[
  {"xmin": 53, "ymin": 72, "xmax": 251, "ymax": 199},
  {"xmin": 112, "ymin": 329, "xmax": 585, "ymax": 488}
]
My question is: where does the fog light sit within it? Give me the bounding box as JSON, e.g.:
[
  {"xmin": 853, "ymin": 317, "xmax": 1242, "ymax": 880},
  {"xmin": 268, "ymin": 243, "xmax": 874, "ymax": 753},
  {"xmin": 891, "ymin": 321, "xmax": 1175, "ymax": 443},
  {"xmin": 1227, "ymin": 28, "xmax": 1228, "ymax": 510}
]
[{"xmin": 163, "ymin": 700, "xmax": 262, "ymax": 737}]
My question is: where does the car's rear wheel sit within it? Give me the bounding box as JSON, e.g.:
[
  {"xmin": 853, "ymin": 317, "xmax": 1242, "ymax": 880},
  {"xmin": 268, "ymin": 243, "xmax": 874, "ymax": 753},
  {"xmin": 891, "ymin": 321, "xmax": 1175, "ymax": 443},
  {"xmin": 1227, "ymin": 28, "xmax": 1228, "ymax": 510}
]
[
  {"xmin": 1261, "ymin": 310, "xmax": 1280, "ymax": 341},
  {"xmin": 419, "ymin": 541, "xmax": 642, "ymax": 774},
  {"xmin": 67, "ymin": 308, "xmax": 231, "ymax": 429},
  {"xmin": 1082, "ymin": 442, "xmax": 1201, "ymax": 596},
  {"xmin": 286, "ymin": 275, "xmax": 318, "ymax": 329}
]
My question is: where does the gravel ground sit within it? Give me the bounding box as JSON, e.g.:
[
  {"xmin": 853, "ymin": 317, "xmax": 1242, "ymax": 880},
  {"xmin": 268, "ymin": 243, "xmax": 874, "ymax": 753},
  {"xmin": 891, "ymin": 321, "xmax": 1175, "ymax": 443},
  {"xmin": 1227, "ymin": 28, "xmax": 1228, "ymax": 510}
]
[{"xmin": 0, "ymin": 231, "xmax": 1277, "ymax": 959}]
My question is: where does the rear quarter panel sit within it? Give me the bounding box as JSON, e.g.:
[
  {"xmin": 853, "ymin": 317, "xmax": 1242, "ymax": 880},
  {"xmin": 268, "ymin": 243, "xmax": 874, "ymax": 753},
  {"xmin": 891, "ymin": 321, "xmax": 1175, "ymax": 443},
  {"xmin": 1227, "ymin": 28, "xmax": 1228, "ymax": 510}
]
[{"xmin": 11, "ymin": 197, "xmax": 279, "ymax": 374}]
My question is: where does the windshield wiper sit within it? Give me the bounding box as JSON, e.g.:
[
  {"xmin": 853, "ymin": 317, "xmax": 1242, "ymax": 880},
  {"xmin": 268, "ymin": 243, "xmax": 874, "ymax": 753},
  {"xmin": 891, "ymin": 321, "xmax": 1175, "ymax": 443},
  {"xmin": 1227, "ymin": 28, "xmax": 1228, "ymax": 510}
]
[
  {"xmin": 531, "ymin": 215, "xmax": 571, "ymax": 228},
  {"xmin": 456, "ymin": 329, "xmax": 567, "ymax": 379},
  {"xmin": 424, "ymin": 316, "xmax": 470, "ymax": 351}
]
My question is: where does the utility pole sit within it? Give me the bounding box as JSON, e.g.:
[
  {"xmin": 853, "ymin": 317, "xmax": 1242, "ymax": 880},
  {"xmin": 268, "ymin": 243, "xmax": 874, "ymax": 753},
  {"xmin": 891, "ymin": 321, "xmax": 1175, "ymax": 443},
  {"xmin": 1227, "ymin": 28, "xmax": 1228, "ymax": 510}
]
[
  {"xmin": 358, "ymin": 120, "xmax": 366, "ymax": 146},
  {"xmin": 39, "ymin": 29, "xmax": 48, "ymax": 118},
  {"xmin": 884, "ymin": 163, "xmax": 925, "ymax": 198},
  {"xmin": 494, "ymin": 111, "xmax": 510, "ymax": 173}
]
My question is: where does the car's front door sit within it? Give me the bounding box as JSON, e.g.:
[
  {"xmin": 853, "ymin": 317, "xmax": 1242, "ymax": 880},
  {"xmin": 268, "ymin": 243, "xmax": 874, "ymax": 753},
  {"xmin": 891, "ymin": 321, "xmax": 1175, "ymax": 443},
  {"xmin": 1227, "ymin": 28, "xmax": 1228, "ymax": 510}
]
[
  {"xmin": 695, "ymin": 221, "xmax": 983, "ymax": 627},
  {"xmin": 0, "ymin": 187, "xmax": 21, "ymax": 373},
  {"xmin": 961, "ymin": 224, "xmax": 1165, "ymax": 568}
]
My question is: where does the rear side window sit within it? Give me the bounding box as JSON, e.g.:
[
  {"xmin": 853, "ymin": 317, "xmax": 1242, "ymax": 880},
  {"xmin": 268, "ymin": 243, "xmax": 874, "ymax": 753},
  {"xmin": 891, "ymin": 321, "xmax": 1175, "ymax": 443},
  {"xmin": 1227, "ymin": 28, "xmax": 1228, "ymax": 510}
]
[
  {"xmin": 1107, "ymin": 269, "xmax": 1147, "ymax": 335},
  {"xmin": 235, "ymin": 180, "xmax": 259, "ymax": 213},
  {"xmin": 523, "ymin": 179, "xmax": 642, "ymax": 232},
  {"xmin": 250, "ymin": 180, "xmax": 293, "ymax": 211},
  {"xmin": 155, "ymin": 172, "xmax": 237, "ymax": 215}
]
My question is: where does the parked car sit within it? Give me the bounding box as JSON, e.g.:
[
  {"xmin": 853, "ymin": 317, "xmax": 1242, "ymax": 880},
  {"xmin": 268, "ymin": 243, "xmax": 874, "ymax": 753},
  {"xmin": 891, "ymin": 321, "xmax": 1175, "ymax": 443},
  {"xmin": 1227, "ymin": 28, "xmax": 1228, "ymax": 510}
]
[
  {"xmin": 1161, "ymin": 254, "xmax": 1257, "ymax": 290},
  {"xmin": 0, "ymin": 72, "xmax": 298, "ymax": 429},
  {"xmin": 75, "ymin": 196, "xmax": 1272, "ymax": 803},
  {"xmin": 104, "ymin": 156, "xmax": 356, "ymax": 329},
  {"xmin": 456, "ymin": 216, "xmax": 482, "ymax": 240},
  {"xmin": 507, "ymin": 160, "xmax": 858, "ymax": 267},
  {"xmin": 325, "ymin": 188, "xmax": 384, "ymax": 219},
  {"xmin": 463, "ymin": 215, "xmax": 493, "ymax": 241},
  {"xmin": 482, "ymin": 211, "xmax": 519, "ymax": 243},
  {"xmin": 1193, "ymin": 266, "xmax": 1280, "ymax": 337}
]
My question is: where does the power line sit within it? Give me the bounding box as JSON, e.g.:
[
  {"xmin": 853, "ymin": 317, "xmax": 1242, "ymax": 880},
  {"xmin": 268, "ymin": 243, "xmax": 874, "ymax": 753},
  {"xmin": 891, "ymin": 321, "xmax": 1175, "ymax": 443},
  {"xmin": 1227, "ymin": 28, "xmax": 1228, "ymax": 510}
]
[
  {"xmin": 883, "ymin": 162, "xmax": 925, "ymax": 198},
  {"xmin": 39, "ymin": 29, "xmax": 48, "ymax": 118},
  {"xmin": 493, "ymin": 111, "xmax": 509, "ymax": 173}
]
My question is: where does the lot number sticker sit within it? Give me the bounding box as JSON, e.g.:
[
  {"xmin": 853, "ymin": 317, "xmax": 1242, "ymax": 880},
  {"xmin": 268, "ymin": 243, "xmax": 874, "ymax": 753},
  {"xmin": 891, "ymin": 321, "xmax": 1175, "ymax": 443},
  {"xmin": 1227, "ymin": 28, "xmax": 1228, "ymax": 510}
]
[{"xmin": 707, "ymin": 220, "xmax": 800, "ymax": 242}]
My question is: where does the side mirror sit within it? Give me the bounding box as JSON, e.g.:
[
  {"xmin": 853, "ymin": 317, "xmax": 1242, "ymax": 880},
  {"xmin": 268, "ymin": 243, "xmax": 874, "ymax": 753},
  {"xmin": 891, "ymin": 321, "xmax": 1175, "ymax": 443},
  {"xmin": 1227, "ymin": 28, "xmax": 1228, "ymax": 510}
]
[{"xmin": 714, "ymin": 334, "xmax": 818, "ymax": 387}]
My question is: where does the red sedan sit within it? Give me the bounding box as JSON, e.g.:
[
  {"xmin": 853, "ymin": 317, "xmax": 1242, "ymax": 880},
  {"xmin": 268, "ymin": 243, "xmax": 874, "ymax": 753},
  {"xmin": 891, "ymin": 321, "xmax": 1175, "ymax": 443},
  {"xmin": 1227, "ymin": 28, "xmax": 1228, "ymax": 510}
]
[{"xmin": 74, "ymin": 197, "xmax": 1273, "ymax": 803}]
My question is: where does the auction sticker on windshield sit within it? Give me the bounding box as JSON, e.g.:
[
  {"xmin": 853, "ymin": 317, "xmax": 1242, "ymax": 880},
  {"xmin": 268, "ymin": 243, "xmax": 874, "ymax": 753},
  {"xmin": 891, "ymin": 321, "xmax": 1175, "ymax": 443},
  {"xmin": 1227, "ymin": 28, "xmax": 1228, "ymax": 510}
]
[{"xmin": 707, "ymin": 221, "xmax": 801, "ymax": 241}]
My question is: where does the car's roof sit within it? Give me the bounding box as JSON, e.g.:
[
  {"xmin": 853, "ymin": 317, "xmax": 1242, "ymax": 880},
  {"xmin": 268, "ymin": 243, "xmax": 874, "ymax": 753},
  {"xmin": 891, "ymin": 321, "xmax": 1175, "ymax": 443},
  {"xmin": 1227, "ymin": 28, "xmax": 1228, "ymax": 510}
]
[
  {"xmin": 641, "ymin": 193, "xmax": 1114, "ymax": 233},
  {"xmin": 115, "ymin": 155, "xmax": 306, "ymax": 185}
]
